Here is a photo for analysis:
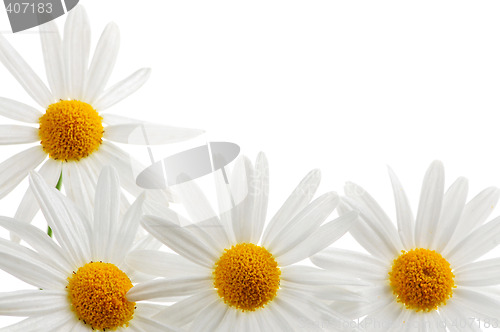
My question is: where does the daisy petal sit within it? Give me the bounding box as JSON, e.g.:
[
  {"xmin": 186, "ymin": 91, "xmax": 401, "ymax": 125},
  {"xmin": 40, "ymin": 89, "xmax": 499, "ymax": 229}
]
[
  {"xmin": 126, "ymin": 250, "xmax": 207, "ymax": 277},
  {"xmin": 281, "ymin": 265, "xmax": 367, "ymax": 286},
  {"xmin": 414, "ymin": 160, "xmax": 445, "ymax": 248},
  {"xmin": 130, "ymin": 316, "xmax": 179, "ymax": 332},
  {"xmin": 0, "ymin": 217, "xmax": 71, "ymax": 273},
  {"xmin": 431, "ymin": 177, "xmax": 468, "ymax": 252},
  {"xmin": 262, "ymin": 169, "xmax": 321, "ymax": 247},
  {"xmin": 311, "ymin": 247, "xmax": 388, "ymax": 280},
  {"xmin": 190, "ymin": 299, "xmax": 228, "ymax": 332},
  {"xmin": 0, "ymin": 311, "xmax": 71, "ymax": 332},
  {"xmin": 83, "ymin": 23, "xmax": 120, "ymax": 103},
  {"xmin": 126, "ymin": 276, "xmax": 212, "ymax": 301},
  {"xmin": 105, "ymin": 123, "xmax": 203, "ymax": 145},
  {"xmin": 0, "ymin": 290, "xmax": 66, "ymax": 316},
  {"xmin": 39, "ymin": 20, "xmax": 66, "ymax": 99},
  {"xmin": 445, "ymin": 216, "xmax": 500, "ymax": 267},
  {"xmin": 344, "ymin": 182, "xmax": 402, "ymax": 257},
  {"xmin": 94, "ymin": 68, "xmax": 151, "ymax": 111},
  {"xmin": 63, "ymin": 5, "xmax": 90, "ymax": 99},
  {"xmin": 141, "ymin": 215, "xmax": 218, "ymax": 268},
  {"xmin": 30, "ymin": 171, "xmax": 91, "ymax": 267},
  {"xmin": 277, "ymin": 211, "xmax": 357, "ymax": 266},
  {"xmin": 13, "ymin": 159, "xmax": 61, "ymax": 228},
  {"xmin": 248, "ymin": 152, "xmax": 269, "ymax": 243},
  {"xmin": 0, "ymin": 97, "xmax": 43, "ymax": 123},
  {"xmin": 231, "ymin": 156, "xmax": 254, "ymax": 244},
  {"xmin": 0, "ymin": 125, "xmax": 38, "ymax": 144},
  {"xmin": 454, "ymin": 258, "xmax": 500, "ymax": 286},
  {"xmin": 153, "ymin": 290, "xmax": 217, "ymax": 327},
  {"xmin": 442, "ymin": 292, "xmax": 493, "ymax": 330},
  {"xmin": 445, "ymin": 187, "xmax": 500, "ymax": 252},
  {"xmin": 268, "ymin": 192, "xmax": 339, "ymax": 257},
  {"xmin": 0, "ymin": 35, "xmax": 53, "ymax": 108},
  {"xmin": 0, "ymin": 146, "xmax": 46, "ymax": 199},
  {"xmin": 0, "ymin": 241, "xmax": 65, "ymax": 289},
  {"xmin": 388, "ymin": 166, "xmax": 415, "ymax": 249},
  {"xmin": 92, "ymin": 166, "xmax": 120, "ymax": 261},
  {"xmin": 62, "ymin": 161, "xmax": 94, "ymax": 219}
]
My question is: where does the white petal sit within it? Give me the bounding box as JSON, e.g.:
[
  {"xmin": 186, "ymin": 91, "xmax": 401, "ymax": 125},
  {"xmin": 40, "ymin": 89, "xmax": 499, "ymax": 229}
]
[
  {"xmin": 129, "ymin": 315, "xmax": 179, "ymax": 332},
  {"xmin": 248, "ymin": 152, "xmax": 269, "ymax": 243},
  {"xmin": 153, "ymin": 290, "xmax": 217, "ymax": 327},
  {"xmin": 216, "ymin": 307, "xmax": 238, "ymax": 332},
  {"xmin": 126, "ymin": 250, "xmax": 208, "ymax": 277},
  {"xmin": 431, "ymin": 177, "xmax": 468, "ymax": 252},
  {"xmin": 105, "ymin": 122, "xmax": 204, "ymax": 145},
  {"xmin": 190, "ymin": 300, "xmax": 228, "ymax": 332},
  {"xmin": 0, "ymin": 146, "xmax": 46, "ymax": 199},
  {"xmin": 13, "ymin": 159, "xmax": 61, "ymax": 228},
  {"xmin": 0, "ymin": 125, "xmax": 38, "ymax": 144},
  {"xmin": 0, "ymin": 35, "xmax": 53, "ymax": 107},
  {"xmin": 455, "ymin": 258, "xmax": 500, "ymax": 286},
  {"xmin": 281, "ymin": 265, "xmax": 368, "ymax": 286},
  {"xmin": 414, "ymin": 161, "xmax": 445, "ymax": 248},
  {"xmin": 229, "ymin": 156, "xmax": 253, "ymax": 244},
  {"xmin": 277, "ymin": 211, "xmax": 357, "ymax": 266},
  {"xmin": 174, "ymin": 175, "xmax": 218, "ymax": 223},
  {"xmin": 362, "ymin": 301, "xmax": 404, "ymax": 332},
  {"xmin": 94, "ymin": 68, "xmax": 151, "ymax": 111},
  {"xmin": 268, "ymin": 192, "xmax": 339, "ymax": 257},
  {"xmin": 444, "ymin": 216, "xmax": 500, "ymax": 267},
  {"xmin": 39, "ymin": 20, "xmax": 66, "ymax": 98},
  {"xmin": 63, "ymin": 5, "xmax": 90, "ymax": 99},
  {"xmin": 91, "ymin": 166, "xmax": 120, "ymax": 261},
  {"xmin": 0, "ymin": 240, "xmax": 66, "ymax": 289},
  {"xmin": 110, "ymin": 194, "xmax": 145, "ymax": 263},
  {"xmin": 83, "ymin": 23, "xmax": 120, "ymax": 103},
  {"xmin": 185, "ymin": 218, "xmax": 230, "ymax": 254},
  {"xmin": 439, "ymin": 298, "xmax": 482, "ymax": 332},
  {"xmin": 30, "ymin": 171, "xmax": 91, "ymax": 268},
  {"xmin": 445, "ymin": 186, "xmax": 500, "ymax": 252},
  {"xmin": 0, "ymin": 311, "xmax": 72, "ymax": 332},
  {"xmin": 311, "ymin": 247, "xmax": 388, "ymax": 280},
  {"xmin": 61, "ymin": 161, "xmax": 94, "ymax": 219},
  {"xmin": 388, "ymin": 166, "xmax": 415, "ymax": 249},
  {"xmin": 0, "ymin": 290, "xmax": 66, "ymax": 316},
  {"xmin": 344, "ymin": 182, "xmax": 402, "ymax": 256},
  {"xmin": 0, "ymin": 217, "xmax": 71, "ymax": 274},
  {"xmin": 340, "ymin": 196, "xmax": 399, "ymax": 261},
  {"xmin": 127, "ymin": 276, "xmax": 212, "ymax": 301},
  {"xmin": 262, "ymin": 169, "xmax": 321, "ymax": 247},
  {"xmin": 141, "ymin": 215, "xmax": 219, "ymax": 268},
  {"xmin": 0, "ymin": 97, "xmax": 43, "ymax": 123}
]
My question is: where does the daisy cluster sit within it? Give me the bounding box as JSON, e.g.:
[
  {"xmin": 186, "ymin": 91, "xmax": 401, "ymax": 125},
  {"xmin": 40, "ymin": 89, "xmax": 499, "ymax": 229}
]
[{"xmin": 1, "ymin": 6, "xmax": 500, "ymax": 332}]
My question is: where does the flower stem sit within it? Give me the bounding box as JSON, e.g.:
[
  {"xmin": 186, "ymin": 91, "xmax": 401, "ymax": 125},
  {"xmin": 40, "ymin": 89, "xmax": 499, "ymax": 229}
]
[{"xmin": 47, "ymin": 172, "xmax": 63, "ymax": 237}]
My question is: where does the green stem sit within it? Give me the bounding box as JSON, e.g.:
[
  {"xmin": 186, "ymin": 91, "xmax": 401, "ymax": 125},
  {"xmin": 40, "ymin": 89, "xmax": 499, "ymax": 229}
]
[{"xmin": 47, "ymin": 172, "xmax": 63, "ymax": 237}]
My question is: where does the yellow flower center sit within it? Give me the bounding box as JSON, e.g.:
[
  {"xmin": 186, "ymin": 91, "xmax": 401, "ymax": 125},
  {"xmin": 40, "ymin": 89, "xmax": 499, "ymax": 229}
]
[
  {"xmin": 213, "ymin": 243, "xmax": 281, "ymax": 312},
  {"xmin": 67, "ymin": 261, "xmax": 135, "ymax": 330},
  {"xmin": 389, "ymin": 248, "xmax": 456, "ymax": 312},
  {"xmin": 39, "ymin": 100, "xmax": 103, "ymax": 161}
]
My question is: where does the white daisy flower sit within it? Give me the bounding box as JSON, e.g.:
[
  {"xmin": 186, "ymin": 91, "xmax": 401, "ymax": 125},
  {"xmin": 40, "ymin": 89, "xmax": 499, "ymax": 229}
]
[
  {"xmin": 0, "ymin": 167, "xmax": 182, "ymax": 331},
  {"xmin": 125, "ymin": 153, "xmax": 362, "ymax": 332},
  {"xmin": 0, "ymin": 5, "xmax": 202, "ymax": 227},
  {"xmin": 312, "ymin": 161, "xmax": 500, "ymax": 331}
]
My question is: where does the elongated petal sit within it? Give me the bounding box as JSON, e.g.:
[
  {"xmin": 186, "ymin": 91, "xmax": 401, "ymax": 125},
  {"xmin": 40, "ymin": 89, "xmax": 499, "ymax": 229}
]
[
  {"xmin": 92, "ymin": 166, "xmax": 120, "ymax": 261},
  {"xmin": 453, "ymin": 288, "xmax": 500, "ymax": 323},
  {"xmin": 190, "ymin": 299, "xmax": 227, "ymax": 332},
  {"xmin": 0, "ymin": 35, "xmax": 53, "ymax": 107},
  {"xmin": 62, "ymin": 161, "xmax": 94, "ymax": 219},
  {"xmin": 84, "ymin": 23, "xmax": 120, "ymax": 103},
  {"xmin": 63, "ymin": 5, "xmax": 90, "ymax": 99},
  {"xmin": 231, "ymin": 156, "xmax": 254, "ymax": 243},
  {"xmin": 262, "ymin": 169, "xmax": 321, "ymax": 247},
  {"xmin": 0, "ymin": 290, "xmax": 66, "ymax": 316},
  {"xmin": 455, "ymin": 258, "xmax": 500, "ymax": 286},
  {"xmin": 249, "ymin": 152, "xmax": 269, "ymax": 243},
  {"xmin": 277, "ymin": 211, "xmax": 357, "ymax": 266},
  {"xmin": 388, "ymin": 166, "xmax": 415, "ymax": 249},
  {"xmin": 126, "ymin": 250, "xmax": 207, "ymax": 277},
  {"xmin": 268, "ymin": 192, "xmax": 339, "ymax": 257},
  {"xmin": 0, "ymin": 97, "xmax": 42, "ymax": 123},
  {"xmin": 30, "ymin": 171, "xmax": 91, "ymax": 268},
  {"xmin": 281, "ymin": 265, "xmax": 368, "ymax": 286},
  {"xmin": 0, "ymin": 311, "xmax": 72, "ymax": 332},
  {"xmin": 141, "ymin": 215, "xmax": 218, "ymax": 268},
  {"xmin": 127, "ymin": 276, "xmax": 212, "ymax": 301},
  {"xmin": 105, "ymin": 123, "xmax": 204, "ymax": 145},
  {"xmin": 40, "ymin": 20, "xmax": 66, "ymax": 98},
  {"xmin": 0, "ymin": 146, "xmax": 46, "ymax": 199},
  {"xmin": 130, "ymin": 315, "xmax": 179, "ymax": 332},
  {"xmin": 94, "ymin": 68, "xmax": 151, "ymax": 111},
  {"xmin": 431, "ymin": 177, "xmax": 468, "ymax": 252},
  {"xmin": 414, "ymin": 160, "xmax": 445, "ymax": 248},
  {"xmin": 0, "ymin": 125, "xmax": 38, "ymax": 144}
]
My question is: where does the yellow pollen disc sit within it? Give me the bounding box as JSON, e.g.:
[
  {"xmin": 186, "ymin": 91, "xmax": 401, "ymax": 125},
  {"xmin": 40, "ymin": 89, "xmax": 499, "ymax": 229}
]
[
  {"xmin": 39, "ymin": 100, "xmax": 103, "ymax": 161},
  {"xmin": 67, "ymin": 262, "xmax": 135, "ymax": 330},
  {"xmin": 389, "ymin": 248, "xmax": 456, "ymax": 312},
  {"xmin": 213, "ymin": 243, "xmax": 281, "ymax": 312}
]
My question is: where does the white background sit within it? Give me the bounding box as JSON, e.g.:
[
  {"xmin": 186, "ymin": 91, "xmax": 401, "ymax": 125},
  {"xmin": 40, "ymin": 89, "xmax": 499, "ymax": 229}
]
[{"xmin": 1, "ymin": 0, "xmax": 500, "ymax": 329}]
